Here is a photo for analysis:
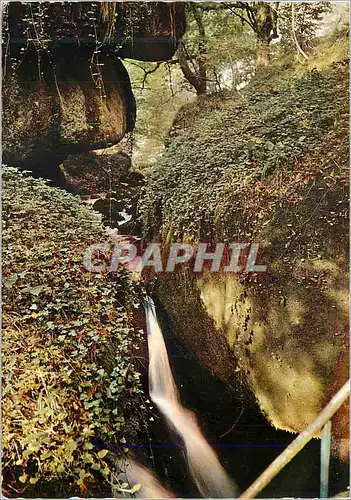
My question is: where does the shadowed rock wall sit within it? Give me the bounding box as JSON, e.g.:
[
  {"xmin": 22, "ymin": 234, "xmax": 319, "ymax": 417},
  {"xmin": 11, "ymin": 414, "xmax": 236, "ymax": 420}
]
[
  {"xmin": 3, "ymin": 49, "xmax": 134, "ymax": 179},
  {"xmin": 2, "ymin": 2, "xmax": 185, "ymax": 179}
]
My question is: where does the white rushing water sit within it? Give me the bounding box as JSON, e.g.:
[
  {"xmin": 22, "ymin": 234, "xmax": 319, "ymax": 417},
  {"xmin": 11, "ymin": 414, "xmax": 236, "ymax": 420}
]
[
  {"xmin": 116, "ymin": 457, "xmax": 175, "ymax": 498},
  {"xmin": 144, "ymin": 296, "xmax": 238, "ymax": 498}
]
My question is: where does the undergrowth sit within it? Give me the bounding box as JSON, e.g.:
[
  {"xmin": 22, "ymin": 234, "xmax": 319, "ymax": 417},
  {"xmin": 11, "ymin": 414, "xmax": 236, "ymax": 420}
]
[
  {"xmin": 140, "ymin": 58, "xmax": 348, "ymax": 244},
  {"xmin": 2, "ymin": 168, "xmax": 145, "ymax": 497}
]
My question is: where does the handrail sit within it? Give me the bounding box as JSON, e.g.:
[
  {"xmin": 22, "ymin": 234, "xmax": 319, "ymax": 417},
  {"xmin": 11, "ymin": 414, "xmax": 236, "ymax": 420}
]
[
  {"xmin": 320, "ymin": 420, "xmax": 332, "ymax": 498},
  {"xmin": 239, "ymin": 380, "xmax": 350, "ymax": 499}
]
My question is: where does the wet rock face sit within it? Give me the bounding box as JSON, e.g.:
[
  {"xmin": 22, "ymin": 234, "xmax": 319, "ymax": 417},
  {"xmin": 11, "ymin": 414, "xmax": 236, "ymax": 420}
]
[
  {"xmin": 2, "ymin": 1, "xmax": 185, "ymax": 179},
  {"xmin": 155, "ymin": 248, "xmax": 349, "ymax": 457}
]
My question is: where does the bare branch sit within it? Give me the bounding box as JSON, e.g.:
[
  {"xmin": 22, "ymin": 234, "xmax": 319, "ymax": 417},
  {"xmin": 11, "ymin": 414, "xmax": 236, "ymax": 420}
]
[{"xmin": 127, "ymin": 61, "xmax": 163, "ymax": 89}]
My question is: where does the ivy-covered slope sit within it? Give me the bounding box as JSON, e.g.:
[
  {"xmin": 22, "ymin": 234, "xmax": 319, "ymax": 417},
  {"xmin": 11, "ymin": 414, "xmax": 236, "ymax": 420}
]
[
  {"xmin": 2, "ymin": 168, "xmax": 145, "ymax": 497},
  {"xmin": 138, "ymin": 59, "xmax": 349, "ymax": 450},
  {"xmin": 140, "ymin": 62, "xmax": 348, "ymax": 244}
]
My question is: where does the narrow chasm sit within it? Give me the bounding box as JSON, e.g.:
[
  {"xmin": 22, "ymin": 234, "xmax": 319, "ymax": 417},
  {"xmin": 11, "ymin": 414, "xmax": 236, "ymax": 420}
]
[{"xmin": 2, "ymin": 2, "xmax": 349, "ymax": 498}]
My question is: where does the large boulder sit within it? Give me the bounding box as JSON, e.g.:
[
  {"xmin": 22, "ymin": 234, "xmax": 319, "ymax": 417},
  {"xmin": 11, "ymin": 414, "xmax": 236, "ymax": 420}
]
[
  {"xmin": 2, "ymin": 1, "xmax": 185, "ymax": 179},
  {"xmin": 5, "ymin": 2, "xmax": 185, "ymax": 61},
  {"xmin": 3, "ymin": 48, "xmax": 135, "ymax": 179},
  {"xmin": 117, "ymin": 2, "xmax": 186, "ymax": 61},
  {"xmin": 140, "ymin": 64, "xmax": 349, "ymax": 458}
]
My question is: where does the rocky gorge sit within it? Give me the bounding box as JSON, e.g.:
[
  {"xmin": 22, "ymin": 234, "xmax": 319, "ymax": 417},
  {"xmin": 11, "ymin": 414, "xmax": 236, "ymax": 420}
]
[{"xmin": 2, "ymin": 2, "xmax": 349, "ymax": 497}]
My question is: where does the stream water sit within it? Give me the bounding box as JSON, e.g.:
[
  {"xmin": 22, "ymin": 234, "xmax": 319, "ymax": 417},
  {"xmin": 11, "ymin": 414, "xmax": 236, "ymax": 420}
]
[
  {"xmin": 119, "ymin": 297, "xmax": 348, "ymax": 498},
  {"xmin": 145, "ymin": 296, "xmax": 238, "ymax": 498}
]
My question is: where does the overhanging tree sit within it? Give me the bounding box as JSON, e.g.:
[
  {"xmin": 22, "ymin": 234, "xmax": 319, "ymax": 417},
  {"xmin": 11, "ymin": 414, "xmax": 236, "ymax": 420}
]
[
  {"xmin": 225, "ymin": 2, "xmax": 279, "ymax": 67},
  {"xmin": 177, "ymin": 4, "xmax": 208, "ymax": 95}
]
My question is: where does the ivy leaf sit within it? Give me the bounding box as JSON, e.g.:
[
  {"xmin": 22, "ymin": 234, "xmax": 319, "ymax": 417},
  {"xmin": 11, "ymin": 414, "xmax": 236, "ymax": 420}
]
[
  {"xmin": 97, "ymin": 449, "xmax": 108, "ymax": 459},
  {"xmin": 65, "ymin": 439, "xmax": 78, "ymax": 452},
  {"xmin": 83, "ymin": 442, "xmax": 94, "ymax": 450},
  {"xmin": 22, "ymin": 285, "xmax": 48, "ymax": 296},
  {"xmin": 4, "ymin": 274, "xmax": 19, "ymax": 289}
]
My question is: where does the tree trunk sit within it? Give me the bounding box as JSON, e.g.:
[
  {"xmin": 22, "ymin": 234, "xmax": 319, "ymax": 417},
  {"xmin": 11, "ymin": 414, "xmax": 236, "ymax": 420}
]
[
  {"xmin": 177, "ymin": 4, "xmax": 207, "ymax": 96},
  {"xmin": 191, "ymin": 4, "xmax": 207, "ymax": 95},
  {"xmin": 257, "ymin": 40, "xmax": 270, "ymax": 68},
  {"xmin": 291, "ymin": 3, "xmax": 309, "ymax": 62},
  {"xmin": 253, "ymin": 2, "xmax": 279, "ymax": 68},
  {"xmin": 177, "ymin": 42, "xmax": 206, "ymax": 95}
]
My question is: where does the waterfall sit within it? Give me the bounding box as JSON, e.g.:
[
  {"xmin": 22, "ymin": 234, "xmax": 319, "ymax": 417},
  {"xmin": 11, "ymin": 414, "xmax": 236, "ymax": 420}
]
[
  {"xmin": 144, "ymin": 296, "xmax": 238, "ymax": 498},
  {"xmin": 116, "ymin": 457, "xmax": 175, "ymax": 498}
]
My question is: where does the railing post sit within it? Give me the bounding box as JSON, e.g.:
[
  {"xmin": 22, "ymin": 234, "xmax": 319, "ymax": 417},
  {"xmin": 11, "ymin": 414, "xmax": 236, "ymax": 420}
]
[
  {"xmin": 320, "ymin": 420, "xmax": 332, "ymax": 498},
  {"xmin": 239, "ymin": 380, "xmax": 350, "ymax": 499}
]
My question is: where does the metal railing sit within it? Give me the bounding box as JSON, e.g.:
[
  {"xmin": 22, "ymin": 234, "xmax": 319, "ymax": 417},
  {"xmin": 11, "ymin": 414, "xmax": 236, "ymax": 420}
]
[{"xmin": 239, "ymin": 380, "xmax": 350, "ymax": 499}]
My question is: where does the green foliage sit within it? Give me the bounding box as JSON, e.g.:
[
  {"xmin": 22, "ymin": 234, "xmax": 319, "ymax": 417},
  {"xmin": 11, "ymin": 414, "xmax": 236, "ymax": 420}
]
[
  {"xmin": 305, "ymin": 19, "xmax": 349, "ymax": 71},
  {"xmin": 126, "ymin": 60, "xmax": 195, "ymax": 169},
  {"xmin": 127, "ymin": 3, "xmax": 341, "ymax": 170},
  {"xmin": 2, "ymin": 168, "xmax": 145, "ymax": 497},
  {"xmin": 183, "ymin": 6, "xmax": 257, "ymax": 92},
  {"xmin": 139, "ymin": 60, "xmax": 348, "ymax": 242},
  {"xmin": 278, "ymin": 2, "xmax": 332, "ymax": 50}
]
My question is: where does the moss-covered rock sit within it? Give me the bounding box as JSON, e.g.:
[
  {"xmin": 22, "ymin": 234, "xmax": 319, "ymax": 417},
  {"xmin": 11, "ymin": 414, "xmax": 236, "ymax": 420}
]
[
  {"xmin": 2, "ymin": 167, "xmax": 146, "ymax": 497},
  {"xmin": 60, "ymin": 150, "xmax": 131, "ymax": 195},
  {"xmin": 140, "ymin": 63, "xmax": 349, "ymax": 455},
  {"xmin": 3, "ymin": 48, "xmax": 134, "ymax": 179}
]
